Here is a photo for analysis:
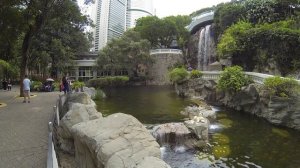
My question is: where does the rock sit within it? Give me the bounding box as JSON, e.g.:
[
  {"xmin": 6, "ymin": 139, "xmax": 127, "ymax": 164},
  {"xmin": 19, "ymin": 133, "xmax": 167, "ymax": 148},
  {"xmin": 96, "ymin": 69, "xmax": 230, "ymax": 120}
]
[
  {"xmin": 57, "ymin": 103, "xmax": 102, "ymax": 154},
  {"xmin": 184, "ymin": 116, "xmax": 209, "ymax": 141},
  {"xmin": 83, "ymin": 87, "xmax": 96, "ymax": 99},
  {"xmin": 181, "ymin": 106, "xmax": 216, "ymax": 121},
  {"xmin": 60, "ymin": 92, "xmax": 96, "ymax": 118},
  {"xmin": 136, "ymin": 156, "xmax": 171, "ymax": 168},
  {"xmin": 71, "ymin": 113, "xmax": 166, "ymax": 168},
  {"xmin": 175, "ymin": 78, "xmax": 300, "ymax": 130},
  {"xmin": 152, "ymin": 123, "xmax": 192, "ymax": 146}
]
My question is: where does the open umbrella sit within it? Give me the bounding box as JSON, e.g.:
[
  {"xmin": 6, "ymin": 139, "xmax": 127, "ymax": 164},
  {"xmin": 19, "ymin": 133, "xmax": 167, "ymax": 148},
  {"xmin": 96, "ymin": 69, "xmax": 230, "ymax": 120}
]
[{"xmin": 46, "ymin": 78, "xmax": 54, "ymax": 82}]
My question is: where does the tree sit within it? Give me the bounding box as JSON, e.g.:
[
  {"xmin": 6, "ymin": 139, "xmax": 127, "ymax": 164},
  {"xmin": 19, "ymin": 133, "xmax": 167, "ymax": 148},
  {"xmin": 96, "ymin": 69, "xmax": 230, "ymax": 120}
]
[
  {"xmin": 134, "ymin": 15, "xmax": 191, "ymax": 49},
  {"xmin": 96, "ymin": 30, "xmax": 153, "ymax": 78},
  {"xmin": 0, "ymin": 0, "xmax": 90, "ymax": 96}
]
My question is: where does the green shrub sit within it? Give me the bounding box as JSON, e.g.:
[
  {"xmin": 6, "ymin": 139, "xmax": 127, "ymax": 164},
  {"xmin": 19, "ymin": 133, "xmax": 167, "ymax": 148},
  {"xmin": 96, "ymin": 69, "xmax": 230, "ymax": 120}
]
[
  {"xmin": 190, "ymin": 70, "xmax": 203, "ymax": 79},
  {"xmin": 88, "ymin": 76, "xmax": 129, "ymax": 88},
  {"xmin": 168, "ymin": 67, "xmax": 189, "ymax": 83},
  {"xmin": 217, "ymin": 66, "xmax": 252, "ymax": 92},
  {"xmin": 30, "ymin": 81, "xmax": 43, "ymax": 91},
  {"xmin": 53, "ymin": 82, "xmax": 60, "ymax": 91},
  {"xmin": 264, "ymin": 76, "xmax": 300, "ymax": 97},
  {"xmin": 72, "ymin": 81, "xmax": 85, "ymax": 90},
  {"xmin": 93, "ymin": 89, "xmax": 106, "ymax": 100}
]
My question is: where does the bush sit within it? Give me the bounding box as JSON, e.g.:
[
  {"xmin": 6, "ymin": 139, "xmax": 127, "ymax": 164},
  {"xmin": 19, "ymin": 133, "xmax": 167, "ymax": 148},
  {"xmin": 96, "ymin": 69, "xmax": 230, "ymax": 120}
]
[
  {"xmin": 168, "ymin": 67, "xmax": 189, "ymax": 83},
  {"xmin": 53, "ymin": 82, "xmax": 60, "ymax": 91},
  {"xmin": 30, "ymin": 81, "xmax": 43, "ymax": 91},
  {"xmin": 88, "ymin": 76, "xmax": 129, "ymax": 88},
  {"xmin": 190, "ymin": 70, "xmax": 203, "ymax": 79},
  {"xmin": 217, "ymin": 66, "xmax": 252, "ymax": 92},
  {"xmin": 72, "ymin": 81, "xmax": 85, "ymax": 90},
  {"xmin": 93, "ymin": 89, "xmax": 106, "ymax": 100},
  {"xmin": 264, "ymin": 76, "xmax": 300, "ymax": 97}
]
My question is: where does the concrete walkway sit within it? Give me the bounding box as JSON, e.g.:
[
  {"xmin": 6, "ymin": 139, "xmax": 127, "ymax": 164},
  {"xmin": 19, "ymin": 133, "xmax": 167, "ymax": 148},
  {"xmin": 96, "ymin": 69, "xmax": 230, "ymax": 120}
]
[{"xmin": 0, "ymin": 86, "xmax": 60, "ymax": 168}]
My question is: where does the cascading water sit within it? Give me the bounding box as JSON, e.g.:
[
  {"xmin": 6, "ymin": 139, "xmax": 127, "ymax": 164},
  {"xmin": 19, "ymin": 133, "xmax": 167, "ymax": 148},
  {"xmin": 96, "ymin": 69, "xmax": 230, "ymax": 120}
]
[{"xmin": 197, "ymin": 25, "xmax": 216, "ymax": 71}]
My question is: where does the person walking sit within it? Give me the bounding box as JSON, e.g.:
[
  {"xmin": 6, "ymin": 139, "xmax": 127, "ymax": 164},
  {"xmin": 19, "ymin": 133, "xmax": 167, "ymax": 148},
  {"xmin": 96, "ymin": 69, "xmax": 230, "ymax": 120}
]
[
  {"xmin": 7, "ymin": 79, "xmax": 12, "ymax": 91},
  {"xmin": 23, "ymin": 75, "xmax": 31, "ymax": 103},
  {"xmin": 62, "ymin": 76, "xmax": 69, "ymax": 94}
]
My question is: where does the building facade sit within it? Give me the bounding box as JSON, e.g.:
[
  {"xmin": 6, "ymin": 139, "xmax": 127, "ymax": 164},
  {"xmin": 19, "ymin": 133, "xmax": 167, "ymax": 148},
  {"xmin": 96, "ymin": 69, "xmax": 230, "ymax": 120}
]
[
  {"xmin": 126, "ymin": 0, "xmax": 154, "ymax": 29},
  {"xmin": 92, "ymin": 0, "xmax": 127, "ymax": 51}
]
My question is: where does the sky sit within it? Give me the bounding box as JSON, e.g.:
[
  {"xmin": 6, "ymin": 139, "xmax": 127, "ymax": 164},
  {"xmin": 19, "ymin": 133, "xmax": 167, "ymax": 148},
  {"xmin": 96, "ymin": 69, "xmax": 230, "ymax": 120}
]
[
  {"xmin": 77, "ymin": 0, "xmax": 231, "ymax": 18},
  {"xmin": 153, "ymin": 0, "xmax": 231, "ymax": 18}
]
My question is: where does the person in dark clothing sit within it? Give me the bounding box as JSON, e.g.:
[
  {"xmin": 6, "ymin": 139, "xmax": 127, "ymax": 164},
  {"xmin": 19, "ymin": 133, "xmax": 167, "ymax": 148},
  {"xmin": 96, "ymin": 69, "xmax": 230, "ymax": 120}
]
[
  {"xmin": 2, "ymin": 79, "xmax": 7, "ymax": 90},
  {"xmin": 7, "ymin": 79, "xmax": 12, "ymax": 91},
  {"xmin": 62, "ymin": 76, "xmax": 69, "ymax": 94}
]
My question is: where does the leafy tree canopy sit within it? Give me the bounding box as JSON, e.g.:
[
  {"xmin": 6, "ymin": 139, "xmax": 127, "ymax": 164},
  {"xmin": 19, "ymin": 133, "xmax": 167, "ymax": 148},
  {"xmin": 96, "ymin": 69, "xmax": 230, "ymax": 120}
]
[
  {"xmin": 134, "ymin": 15, "xmax": 191, "ymax": 49},
  {"xmin": 96, "ymin": 30, "xmax": 153, "ymax": 78}
]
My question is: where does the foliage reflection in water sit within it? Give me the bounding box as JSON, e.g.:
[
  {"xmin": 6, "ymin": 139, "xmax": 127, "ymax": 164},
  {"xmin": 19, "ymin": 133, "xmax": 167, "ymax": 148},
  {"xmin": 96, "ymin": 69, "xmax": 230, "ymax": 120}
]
[{"xmin": 96, "ymin": 86, "xmax": 300, "ymax": 168}]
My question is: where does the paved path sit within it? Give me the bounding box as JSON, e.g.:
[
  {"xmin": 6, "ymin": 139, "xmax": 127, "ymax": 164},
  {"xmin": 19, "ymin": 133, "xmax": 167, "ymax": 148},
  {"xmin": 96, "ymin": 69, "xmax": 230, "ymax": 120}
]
[{"xmin": 0, "ymin": 86, "xmax": 61, "ymax": 168}]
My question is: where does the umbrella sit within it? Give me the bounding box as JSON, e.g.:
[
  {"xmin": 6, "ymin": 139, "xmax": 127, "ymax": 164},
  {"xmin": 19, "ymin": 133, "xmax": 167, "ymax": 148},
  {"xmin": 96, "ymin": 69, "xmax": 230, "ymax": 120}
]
[{"xmin": 46, "ymin": 78, "xmax": 54, "ymax": 82}]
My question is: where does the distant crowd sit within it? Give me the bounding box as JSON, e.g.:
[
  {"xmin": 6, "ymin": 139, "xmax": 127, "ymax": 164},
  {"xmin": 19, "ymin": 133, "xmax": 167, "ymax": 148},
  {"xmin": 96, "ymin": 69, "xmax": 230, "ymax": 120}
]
[{"xmin": 1, "ymin": 79, "xmax": 12, "ymax": 91}]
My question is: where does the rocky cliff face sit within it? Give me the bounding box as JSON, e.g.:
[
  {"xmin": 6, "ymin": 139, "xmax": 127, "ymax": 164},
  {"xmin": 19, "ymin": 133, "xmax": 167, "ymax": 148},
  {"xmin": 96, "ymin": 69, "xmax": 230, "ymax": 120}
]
[
  {"xmin": 175, "ymin": 79, "xmax": 300, "ymax": 130},
  {"xmin": 148, "ymin": 53, "xmax": 184, "ymax": 85}
]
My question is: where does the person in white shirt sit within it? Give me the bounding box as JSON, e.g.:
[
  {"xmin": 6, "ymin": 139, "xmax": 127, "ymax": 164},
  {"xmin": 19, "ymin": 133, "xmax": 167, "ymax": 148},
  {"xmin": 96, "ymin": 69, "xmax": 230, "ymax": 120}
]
[{"xmin": 23, "ymin": 75, "xmax": 31, "ymax": 103}]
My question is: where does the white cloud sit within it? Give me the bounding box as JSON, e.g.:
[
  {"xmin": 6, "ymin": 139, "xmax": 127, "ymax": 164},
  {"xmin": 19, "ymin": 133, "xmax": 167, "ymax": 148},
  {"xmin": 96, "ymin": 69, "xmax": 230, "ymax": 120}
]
[{"xmin": 153, "ymin": 0, "xmax": 231, "ymax": 18}]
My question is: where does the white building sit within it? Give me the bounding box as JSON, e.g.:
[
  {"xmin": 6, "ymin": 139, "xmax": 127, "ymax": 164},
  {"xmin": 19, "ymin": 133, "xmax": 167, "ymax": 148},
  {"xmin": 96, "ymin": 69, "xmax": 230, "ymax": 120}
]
[
  {"xmin": 92, "ymin": 0, "xmax": 127, "ymax": 51},
  {"xmin": 126, "ymin": 0, "xmax": 154, "ymax": 29}
]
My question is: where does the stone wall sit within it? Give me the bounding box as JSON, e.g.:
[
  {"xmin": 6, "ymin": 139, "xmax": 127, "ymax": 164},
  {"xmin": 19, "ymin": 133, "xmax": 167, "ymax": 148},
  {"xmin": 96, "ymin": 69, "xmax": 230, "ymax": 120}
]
[
  {"xmin": 147, "ymin": 53, "xmax": 184, "ymax": 85},
  {"xmin": 175, "ymin": 78, "xmax": 300, "ymax": 130},
  {"xmin": 56, "ymin": 92, "xmax": 170, "ymax": 168}
]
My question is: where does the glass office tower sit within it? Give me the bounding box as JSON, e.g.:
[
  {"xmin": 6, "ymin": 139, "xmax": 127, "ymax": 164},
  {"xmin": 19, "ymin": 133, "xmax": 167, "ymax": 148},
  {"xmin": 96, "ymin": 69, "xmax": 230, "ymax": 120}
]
[
  {"xmin": 126, "ymin": 0, "xmax": 154, "ymax": 29},
  {"xmin": 93, "ymin": 0, "xmax": 127, "ymax": 51}
]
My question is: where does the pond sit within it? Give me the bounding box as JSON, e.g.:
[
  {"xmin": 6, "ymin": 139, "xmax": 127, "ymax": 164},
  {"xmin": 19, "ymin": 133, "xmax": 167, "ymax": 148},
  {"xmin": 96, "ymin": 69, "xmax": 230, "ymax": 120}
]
[{"xmin": 96, "ymin": 86, "xmax": 300, "ymax": 168}]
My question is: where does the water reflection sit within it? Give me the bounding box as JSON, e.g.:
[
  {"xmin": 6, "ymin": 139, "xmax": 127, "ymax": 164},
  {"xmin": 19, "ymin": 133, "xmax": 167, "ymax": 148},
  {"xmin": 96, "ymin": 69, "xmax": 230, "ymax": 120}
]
[{"xmin": 96, "ymin": 86, "xmax": 300, "ymax": 168}]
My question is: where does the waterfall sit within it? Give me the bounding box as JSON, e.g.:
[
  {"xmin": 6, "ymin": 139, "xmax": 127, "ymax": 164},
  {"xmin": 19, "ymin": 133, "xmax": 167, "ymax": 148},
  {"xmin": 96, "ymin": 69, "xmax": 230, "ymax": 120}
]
[
  {"xmin": 151, "ymin": 123, "xmax": 193, "ymax": 151},
  {"xmin": 197, "ymin": 25, "xmax": 215, "ymax": 71}
]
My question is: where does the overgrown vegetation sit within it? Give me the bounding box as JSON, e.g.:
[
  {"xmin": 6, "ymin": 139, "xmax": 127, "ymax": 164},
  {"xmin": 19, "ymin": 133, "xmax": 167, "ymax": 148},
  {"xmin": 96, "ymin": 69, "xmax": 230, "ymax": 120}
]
[
  {"xmin": 88, "ymin": 76, "xmax": 129, "ymax": 88},
  {"xmin": 168, "ymin": 68, "xmax": 189, "ymax": 83},
  {"xmin": 217, "ymin": 66, "xmax": 253, "ymax": 92},
  {"xmin": 214, "ymin": 0, "xmax": 300, "ymax": 75},
  {"xmin": 72, "ymin": 81, "xmax": 85, "ymax": 90},
  {"xmin": 30, "ymin": 81, "xmax": 43, "ymax": 91},
  {"xmin": 190, "ymin": 70, "xmax": 203, "ymax": 79},
  {"xmin": 93, "ymin": 89, "xmax": 106, "ymax": 100},
  {"xmin": 264, "ymin": 76, "xmax": 300, "ymax": 97}
]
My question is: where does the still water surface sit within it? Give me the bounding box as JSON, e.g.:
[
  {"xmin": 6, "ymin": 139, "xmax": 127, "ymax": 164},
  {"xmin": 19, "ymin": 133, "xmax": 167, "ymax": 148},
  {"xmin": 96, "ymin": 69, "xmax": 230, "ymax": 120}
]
[{"xmin": 96, "ymin": 86, "xmax": 300, "ymax": 168}]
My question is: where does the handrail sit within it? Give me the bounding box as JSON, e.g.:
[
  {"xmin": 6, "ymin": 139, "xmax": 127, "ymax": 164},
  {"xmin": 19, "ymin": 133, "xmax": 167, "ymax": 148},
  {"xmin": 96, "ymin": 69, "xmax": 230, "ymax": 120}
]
[
  {"xmin": 46, "ymin": 105, "xmax": 59, "ymax": 168},
  {"xmin": 150, "ymin": 49, "xmax": 183, "ymax": 55},
  {"xmin": 200, "ymin": 71, "xmax": 300, "ymax": 84}
]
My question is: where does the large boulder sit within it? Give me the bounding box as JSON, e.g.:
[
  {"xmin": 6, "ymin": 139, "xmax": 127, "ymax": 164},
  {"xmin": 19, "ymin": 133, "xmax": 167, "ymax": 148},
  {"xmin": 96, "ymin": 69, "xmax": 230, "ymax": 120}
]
[
  {"xmin": 61, "ymin": 92, "xmax": 96, "ymax": 118},
  {"xmin": 71, "ymin": 113, "xmax": 167, "ymax": 168},
  {"xmin": 184, "ymin": 115, "xmax": 209, "ymax": 141},
  {"xmin": 83, "ymin": 87, "xmax": 96, "ymax": 99},
  {"xmin": 57, "ymin": 103, "xmax": 102, "ymax": 154}
]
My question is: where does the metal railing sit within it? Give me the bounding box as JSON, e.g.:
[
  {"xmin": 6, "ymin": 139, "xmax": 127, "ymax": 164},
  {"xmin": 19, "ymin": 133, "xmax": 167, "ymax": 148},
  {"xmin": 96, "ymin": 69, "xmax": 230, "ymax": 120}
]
[
  {"xmin": 201, "ymin": 71, "xmax": 300, "ymax": 84},
  {"xmin": 47, "ymin": 97, "xmax": 62, "ymax": 168},
  {"xmin": 150, "ymin": 49, "xmax": 183, "ymax": 55}
]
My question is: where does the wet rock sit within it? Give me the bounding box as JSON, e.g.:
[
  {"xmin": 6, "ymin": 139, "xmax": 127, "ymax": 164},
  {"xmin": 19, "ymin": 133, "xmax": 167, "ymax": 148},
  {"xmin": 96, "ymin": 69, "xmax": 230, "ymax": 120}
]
[{"xmin": 184, "ymin": 116, "xmax": 209, "ymax": 141}]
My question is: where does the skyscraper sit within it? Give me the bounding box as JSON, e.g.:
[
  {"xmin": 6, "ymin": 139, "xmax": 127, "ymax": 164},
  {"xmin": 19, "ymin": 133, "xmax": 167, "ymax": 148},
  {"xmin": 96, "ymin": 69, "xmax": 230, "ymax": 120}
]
[
  {"xmin": 93, "ymin": 0, "xmax": 127, "ymax": 51},
  {"xmin": 82, "ymin": 0, "xmax": 154, "ymax": 51},
  {"xmin": 126, "ymin": 0, "xmax": 154, "ymax": 29}
]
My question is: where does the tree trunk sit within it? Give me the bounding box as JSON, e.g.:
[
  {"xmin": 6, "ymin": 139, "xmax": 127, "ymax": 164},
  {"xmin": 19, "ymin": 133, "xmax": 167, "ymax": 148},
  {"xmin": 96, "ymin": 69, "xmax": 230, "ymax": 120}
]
[{"xmin": 19, "ymin": 28, "xmax": 34, "ymax": 97}]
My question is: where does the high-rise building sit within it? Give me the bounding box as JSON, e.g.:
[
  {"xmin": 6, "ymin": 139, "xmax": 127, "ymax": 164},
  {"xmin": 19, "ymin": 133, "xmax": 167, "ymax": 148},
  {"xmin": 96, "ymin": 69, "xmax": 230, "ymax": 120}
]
[
  {"xmin": 126, "ymin": 0, "xmax": 154, "ymax": 29},
  {"xmin": 79, "ymin": 0, "xmax": 153, "ymax": 51},
  {"xmin": 93, "ymin": 0, "xmax": 127, "ymax": 51}
]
